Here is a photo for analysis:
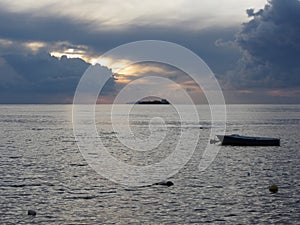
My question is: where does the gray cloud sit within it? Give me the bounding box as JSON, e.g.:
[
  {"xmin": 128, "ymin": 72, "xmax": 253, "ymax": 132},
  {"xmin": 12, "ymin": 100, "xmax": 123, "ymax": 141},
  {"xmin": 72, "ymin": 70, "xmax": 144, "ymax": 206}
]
[
  {"xmin": 0, "ymin": 53, "xmax": 115, "ymax": 103},
  {"xmin": 229, "ymin": 0, "xmax": 300, "ymax": 90},
  {"xmin": 2, "ymin": 1, "xmax": 299, "ymax": 103},
  {"xmin": 0, "ymin": 0, "xmax": 266, "ymax": 30},
  {"xmin": 0, "ymin": 6, "xmax": 242, "ymax": 103},
  {"xmin": 0, "ymin": 7, "xmax": 240, "ymax": 72}
]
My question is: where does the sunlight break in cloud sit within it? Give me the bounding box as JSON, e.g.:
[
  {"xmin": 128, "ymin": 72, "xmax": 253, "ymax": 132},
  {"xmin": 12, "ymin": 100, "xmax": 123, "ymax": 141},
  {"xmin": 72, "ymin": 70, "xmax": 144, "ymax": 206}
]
[{"xmin": 23, "ymin": 41, "xmax": 46, "ymax": 53}]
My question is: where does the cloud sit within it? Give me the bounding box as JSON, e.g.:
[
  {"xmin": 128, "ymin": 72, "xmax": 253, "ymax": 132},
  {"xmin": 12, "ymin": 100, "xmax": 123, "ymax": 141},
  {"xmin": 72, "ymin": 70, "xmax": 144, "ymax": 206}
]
[
  {"xmin": 229, "ymin": 0, "xmax": 300, "ymax": 90},
  {"xmin": 3, "ymin": 0, "xmax": 299, "ymax": 103},
  {"xmin": 0, "ymin": 53, "xmax": 114, "ymax": 103},
  {"xmin": 113, "ymin": 62, "xmax": 207, "ymax": 103},
  {"xmin": 0, "ymin": 3, "xmax": 242, "ymax": 103},
  {"xmin": 0, "ymin": 6, "xmax": 241, "ymax": 66},
  {"xmin": 0, "ymin": 0, "xmax": 267, "ymax": 30}
]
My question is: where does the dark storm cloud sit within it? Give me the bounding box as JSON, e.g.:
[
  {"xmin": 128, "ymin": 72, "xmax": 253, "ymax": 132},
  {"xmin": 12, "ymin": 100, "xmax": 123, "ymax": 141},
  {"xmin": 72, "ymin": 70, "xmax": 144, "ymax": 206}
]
[
  {"xmin": 230, "ymin": 0, "xmax": 300, "ymax": 89},
  {"xmin": 0, "ymin": 53, "xmax": 115, "ymax": 103}
]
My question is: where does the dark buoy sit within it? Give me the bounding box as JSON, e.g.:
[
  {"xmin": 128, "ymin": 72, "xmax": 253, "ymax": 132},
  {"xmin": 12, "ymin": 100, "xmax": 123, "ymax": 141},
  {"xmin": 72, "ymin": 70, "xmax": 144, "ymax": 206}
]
[
  {"xmin": 247, "ymin": 172, "xmax": 251, "ymax": 176},
  {"xmin": 269, "ymin": 184, "xmax": 278, "ymax": 193},
  {"xmin": 27, "ymin": 210, "xmax": 37, "ymax": 216},
  {"xmin": 155, "ymin": 181, "xmax": 174, "ymax": 187},
  {"xmin": 164, "ymin": 181, "xmax": 174, "ymax": 187}
]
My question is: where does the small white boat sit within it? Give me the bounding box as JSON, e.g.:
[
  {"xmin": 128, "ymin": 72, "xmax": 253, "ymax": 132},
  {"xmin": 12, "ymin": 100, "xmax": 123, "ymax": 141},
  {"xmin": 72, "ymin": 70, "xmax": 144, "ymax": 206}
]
[{"xmin": 216, "ymin": 134, "xmax": 280, "ymax": 146}]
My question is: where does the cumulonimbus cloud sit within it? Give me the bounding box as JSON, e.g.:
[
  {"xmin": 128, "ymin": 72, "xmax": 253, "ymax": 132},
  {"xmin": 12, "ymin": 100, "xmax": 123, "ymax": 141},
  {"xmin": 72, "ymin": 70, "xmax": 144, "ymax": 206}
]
[{"xmin": 232, "ymin": 0, "xmax": 300, "ymax": 89}]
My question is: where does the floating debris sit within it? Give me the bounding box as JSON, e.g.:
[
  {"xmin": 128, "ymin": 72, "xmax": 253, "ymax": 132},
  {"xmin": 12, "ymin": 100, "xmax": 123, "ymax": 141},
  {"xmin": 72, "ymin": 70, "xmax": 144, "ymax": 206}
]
[
  {"xmin": 154, "ymin": 181, "xmax": 174, "ymax": 187},
  {"xmin": 210, "ymin": 139, "xmax": 219, "ymax": 144},
  {"xmin": 27, "ymin": 210, "xmax": 36, "ymax": 216},
  {"xmin": 269, "ymin": 184, "xmax": 278, "ymax": 193}
]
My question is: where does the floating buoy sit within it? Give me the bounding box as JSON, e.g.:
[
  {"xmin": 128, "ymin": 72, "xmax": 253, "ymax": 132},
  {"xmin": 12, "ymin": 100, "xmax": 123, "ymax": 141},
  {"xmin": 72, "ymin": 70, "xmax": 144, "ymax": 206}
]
[
  {"xmin": 154, "ymin": 181, "xmax": 174, "ymax": 187},
  {"xmin": 269, "ymin": 184, "xmax": 278, "ymax": 193},
  {"xmin": 27, "ymin": 210, "xmax": 37, "ymax": 216},
  {"xmin": 247, "ymin": 172, "xmax": 251, "ymax": 176},
  {"xmin": 164, "ymin": 181, "xmax": 174, "ymax": 187}
]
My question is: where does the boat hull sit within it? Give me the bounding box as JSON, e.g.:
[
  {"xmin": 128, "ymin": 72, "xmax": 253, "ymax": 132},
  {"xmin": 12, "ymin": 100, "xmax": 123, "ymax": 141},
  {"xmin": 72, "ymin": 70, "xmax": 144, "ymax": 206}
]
[{"xmin": 217, "ymin": 135, "xmax": 280, "ymax": 146}]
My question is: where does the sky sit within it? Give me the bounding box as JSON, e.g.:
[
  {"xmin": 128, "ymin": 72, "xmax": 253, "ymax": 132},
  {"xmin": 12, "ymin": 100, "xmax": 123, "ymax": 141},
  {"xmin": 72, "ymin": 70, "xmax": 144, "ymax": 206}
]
[{"xmin": 0, "ymin": 0, "xmax": 299, "ymax": 104}]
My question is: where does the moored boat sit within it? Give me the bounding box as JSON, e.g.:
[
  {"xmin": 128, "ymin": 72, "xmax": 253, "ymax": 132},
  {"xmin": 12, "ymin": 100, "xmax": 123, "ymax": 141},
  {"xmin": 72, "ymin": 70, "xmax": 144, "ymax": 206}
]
[{"xmin": 216, "ymin": 134, "xmax": 280, "ymax": 146}]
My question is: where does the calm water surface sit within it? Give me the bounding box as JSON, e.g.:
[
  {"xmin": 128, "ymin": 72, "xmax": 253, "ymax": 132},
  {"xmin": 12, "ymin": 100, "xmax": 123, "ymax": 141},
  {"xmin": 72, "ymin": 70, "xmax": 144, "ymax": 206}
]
[{"xmin": 0, "ymin": 104, "xmax": 299, "ymax": 224}]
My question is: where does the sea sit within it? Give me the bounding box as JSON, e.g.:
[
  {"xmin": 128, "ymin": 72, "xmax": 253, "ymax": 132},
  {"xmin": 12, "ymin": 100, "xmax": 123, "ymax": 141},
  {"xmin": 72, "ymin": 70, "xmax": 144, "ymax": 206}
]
[{"xmin": 0, "ymin": 104, "xmax": 299, "ymax": 224}]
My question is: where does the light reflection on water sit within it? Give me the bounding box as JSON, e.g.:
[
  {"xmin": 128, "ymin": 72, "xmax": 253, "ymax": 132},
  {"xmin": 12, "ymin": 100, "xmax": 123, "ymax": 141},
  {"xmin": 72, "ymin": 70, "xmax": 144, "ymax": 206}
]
[{"xmin": 0, "ymin": 104, "xmax": 299, "ymax": 224}]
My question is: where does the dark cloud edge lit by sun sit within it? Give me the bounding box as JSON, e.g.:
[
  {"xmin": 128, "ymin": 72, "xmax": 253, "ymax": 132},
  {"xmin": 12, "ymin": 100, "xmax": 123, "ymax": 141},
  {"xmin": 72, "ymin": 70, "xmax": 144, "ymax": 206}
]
[{"xmin": 0, "ymin": 0, "xmax": 299, "ymax": 104}]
